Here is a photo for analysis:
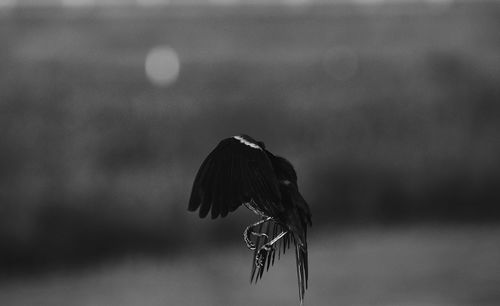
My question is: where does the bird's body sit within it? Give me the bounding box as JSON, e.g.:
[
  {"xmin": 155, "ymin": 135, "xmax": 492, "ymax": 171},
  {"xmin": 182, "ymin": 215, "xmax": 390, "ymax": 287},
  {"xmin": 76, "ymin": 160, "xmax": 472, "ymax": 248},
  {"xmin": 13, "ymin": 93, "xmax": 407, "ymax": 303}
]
[{"xmin": 188, "ymin": 135, "xmax": 312, "ymax": 304}]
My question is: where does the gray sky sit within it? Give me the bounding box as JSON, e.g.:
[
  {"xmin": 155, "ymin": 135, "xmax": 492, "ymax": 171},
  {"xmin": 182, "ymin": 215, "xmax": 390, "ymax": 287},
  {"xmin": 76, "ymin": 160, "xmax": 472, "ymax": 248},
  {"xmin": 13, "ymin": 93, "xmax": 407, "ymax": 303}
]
[{"xmin": 0, "ymin": 0, "xmax": 459, "ymax": 8}]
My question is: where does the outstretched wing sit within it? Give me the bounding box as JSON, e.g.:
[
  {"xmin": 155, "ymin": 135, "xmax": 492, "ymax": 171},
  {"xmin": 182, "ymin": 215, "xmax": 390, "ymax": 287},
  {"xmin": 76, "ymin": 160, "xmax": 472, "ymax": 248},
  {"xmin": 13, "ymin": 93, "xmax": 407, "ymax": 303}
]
[{"xmin": 188, "ymin": 135, "xmax": 282, "ymax": 219}]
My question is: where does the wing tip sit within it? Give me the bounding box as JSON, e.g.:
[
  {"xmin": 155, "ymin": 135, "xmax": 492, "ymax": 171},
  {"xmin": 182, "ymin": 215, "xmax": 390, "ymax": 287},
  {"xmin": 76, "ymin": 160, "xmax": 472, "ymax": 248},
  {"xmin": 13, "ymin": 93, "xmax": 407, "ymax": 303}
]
[
  {"xmin": 198, "ymin": 202, "xmax": 210, "ymax": 218},
  {"xmin": 187, "ymin": 200, "xmax": 199, "ymax": 212}
]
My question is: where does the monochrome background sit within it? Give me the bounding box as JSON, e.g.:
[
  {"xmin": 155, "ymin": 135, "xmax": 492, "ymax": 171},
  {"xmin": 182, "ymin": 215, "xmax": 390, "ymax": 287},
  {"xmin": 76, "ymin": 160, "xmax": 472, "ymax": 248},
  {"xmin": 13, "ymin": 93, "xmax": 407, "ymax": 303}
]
[{"xmin": 1, "ymin": 1, "xmax": 499, "ymax": 305}]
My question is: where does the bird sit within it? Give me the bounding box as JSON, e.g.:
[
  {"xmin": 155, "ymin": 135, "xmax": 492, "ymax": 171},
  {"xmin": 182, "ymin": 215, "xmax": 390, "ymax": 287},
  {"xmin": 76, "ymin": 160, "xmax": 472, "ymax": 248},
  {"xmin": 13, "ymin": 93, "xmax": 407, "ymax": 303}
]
[{"xmin": 188, "ymin": 134, "xmax": 312, "ymax": 304}]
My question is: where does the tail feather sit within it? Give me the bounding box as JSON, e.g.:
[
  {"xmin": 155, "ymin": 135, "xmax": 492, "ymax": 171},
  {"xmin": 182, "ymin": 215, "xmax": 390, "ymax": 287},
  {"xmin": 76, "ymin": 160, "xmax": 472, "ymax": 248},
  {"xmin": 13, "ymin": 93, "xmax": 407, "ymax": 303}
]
[
  {"xmin": 250, "ymin": 221, "xmax": 291, "ymax": 283},
  {"xmin": 295, "ymin": 240, "xmax": 308, "ymax": 305},
  {"xmin": 249, "ymin": 221, "xmax": 309, "ymax": 304}
]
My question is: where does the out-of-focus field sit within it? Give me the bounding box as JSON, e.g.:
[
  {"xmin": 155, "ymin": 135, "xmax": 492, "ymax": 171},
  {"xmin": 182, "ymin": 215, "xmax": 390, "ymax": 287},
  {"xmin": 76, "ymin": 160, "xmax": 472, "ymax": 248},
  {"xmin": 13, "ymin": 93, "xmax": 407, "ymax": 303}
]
[
  {"xmin": 1, "ymin": 226, "xmax": 499, "ymax": 306},
  {"xmin": 1, "ymin": 0, "xmax": 500, "ymax": 286}
]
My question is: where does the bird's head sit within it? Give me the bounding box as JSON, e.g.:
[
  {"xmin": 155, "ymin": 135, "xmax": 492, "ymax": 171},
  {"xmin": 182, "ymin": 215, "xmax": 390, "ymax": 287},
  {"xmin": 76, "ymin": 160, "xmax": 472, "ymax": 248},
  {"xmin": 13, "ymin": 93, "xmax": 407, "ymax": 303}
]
[{"xmin": 270, "ymin": 155, "xmax": 298, "ymax": 184}]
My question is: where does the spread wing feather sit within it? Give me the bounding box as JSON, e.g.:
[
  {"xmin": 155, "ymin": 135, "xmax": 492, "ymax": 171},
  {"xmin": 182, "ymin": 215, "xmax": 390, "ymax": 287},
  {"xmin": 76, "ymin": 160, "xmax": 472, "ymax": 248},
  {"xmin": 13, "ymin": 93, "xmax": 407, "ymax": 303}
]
[{"xmin": 188, "ymin": 136, "xmax": 282, "ymax": 219}]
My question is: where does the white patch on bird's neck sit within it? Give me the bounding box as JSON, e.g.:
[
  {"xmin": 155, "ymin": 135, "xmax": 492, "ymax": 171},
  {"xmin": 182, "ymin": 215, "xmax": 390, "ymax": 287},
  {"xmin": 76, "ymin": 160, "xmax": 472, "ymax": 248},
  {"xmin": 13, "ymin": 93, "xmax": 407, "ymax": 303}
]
[{"xmin": 233, "ymin": 135, "xmax": 261, "ymax": 150}]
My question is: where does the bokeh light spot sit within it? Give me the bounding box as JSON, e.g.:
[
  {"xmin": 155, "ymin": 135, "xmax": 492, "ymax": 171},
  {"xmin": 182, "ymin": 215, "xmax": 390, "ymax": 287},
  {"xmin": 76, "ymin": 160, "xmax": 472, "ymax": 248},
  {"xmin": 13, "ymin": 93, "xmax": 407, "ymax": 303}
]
[{"xmin": 145, "ymin": 46, "xmax": 180, "ymax": 87}]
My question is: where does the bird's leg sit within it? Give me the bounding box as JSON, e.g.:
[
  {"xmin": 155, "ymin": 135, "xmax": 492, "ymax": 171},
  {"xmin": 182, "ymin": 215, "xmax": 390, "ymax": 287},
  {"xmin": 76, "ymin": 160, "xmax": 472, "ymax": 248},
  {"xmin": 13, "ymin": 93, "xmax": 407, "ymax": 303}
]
[
  {"xmin": 243, "ymin": 217, "xmax": 272, "ymax": 250},
  {"xmin": 255, "ymin": 231, "xmax": 288, "ymax": 267}
]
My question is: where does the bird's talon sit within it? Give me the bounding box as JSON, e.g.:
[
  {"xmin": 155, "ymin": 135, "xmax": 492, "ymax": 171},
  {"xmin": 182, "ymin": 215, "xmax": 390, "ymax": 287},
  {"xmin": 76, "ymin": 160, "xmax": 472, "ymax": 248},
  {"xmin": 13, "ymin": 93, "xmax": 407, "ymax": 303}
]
[
  {"xmin": 255, "ymin": 247, "xmax": 271, "ymax": 267},
  {"xmin": 244, "ymin": 229, "xmax": 256, "ymax": 250},
  {"xmin": 255, "ymin": 251, "xmax": 265, "ymax": 267},
  {"xmin": 259, "ymin": 233, "xmax": 269, "ymax": 240},
  {"xmin": 245, "ymin": 239, "xmax": 256, "ymax": 250},
  {"xmin": 256, "ymin": 250, "xmax": 263, "ymax": 266}
]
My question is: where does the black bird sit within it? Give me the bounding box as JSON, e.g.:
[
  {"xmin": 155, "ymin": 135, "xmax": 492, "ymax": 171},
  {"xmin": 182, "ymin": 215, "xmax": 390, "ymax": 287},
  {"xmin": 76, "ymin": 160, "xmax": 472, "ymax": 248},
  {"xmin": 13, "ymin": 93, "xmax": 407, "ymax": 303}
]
[{"xmin": 188, "ymin": 134, "xmax": 312, "ymax": 304}]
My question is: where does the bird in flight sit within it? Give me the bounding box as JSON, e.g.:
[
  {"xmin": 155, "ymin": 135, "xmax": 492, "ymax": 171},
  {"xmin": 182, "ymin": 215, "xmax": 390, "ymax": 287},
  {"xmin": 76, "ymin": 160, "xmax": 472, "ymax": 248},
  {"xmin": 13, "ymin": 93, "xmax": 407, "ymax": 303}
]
[{"xmin": 188, "ymin": 134, "xmax": 312, "ymax": 304}]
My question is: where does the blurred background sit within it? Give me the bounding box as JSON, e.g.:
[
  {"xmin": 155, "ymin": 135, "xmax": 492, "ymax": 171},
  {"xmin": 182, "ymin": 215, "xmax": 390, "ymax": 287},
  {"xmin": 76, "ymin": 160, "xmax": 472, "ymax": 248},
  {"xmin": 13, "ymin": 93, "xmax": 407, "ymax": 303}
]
[{"xmin": 1, "ymin": 0, "xmax": 500, "ymax": 305}]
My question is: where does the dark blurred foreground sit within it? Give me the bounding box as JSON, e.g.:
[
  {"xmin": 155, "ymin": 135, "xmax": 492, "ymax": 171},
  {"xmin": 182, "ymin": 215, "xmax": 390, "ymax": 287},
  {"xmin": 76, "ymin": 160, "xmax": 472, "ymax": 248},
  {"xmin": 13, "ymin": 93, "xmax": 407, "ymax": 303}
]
[
  {"xmin": 1, "ymin": 1, "xmax": 500, "ymax": 275},
  {"xmin": 1, "ymin": 226, "xmax": 500, "ymax": 306}
]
